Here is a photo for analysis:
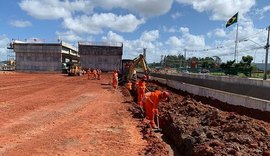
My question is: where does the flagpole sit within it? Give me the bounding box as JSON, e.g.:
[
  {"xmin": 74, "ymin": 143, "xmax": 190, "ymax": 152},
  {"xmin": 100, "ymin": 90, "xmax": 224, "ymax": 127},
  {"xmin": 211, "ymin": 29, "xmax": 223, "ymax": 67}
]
[{"xmin": 234, "ymin": 23, "xmax": 239, "ymax": 62}]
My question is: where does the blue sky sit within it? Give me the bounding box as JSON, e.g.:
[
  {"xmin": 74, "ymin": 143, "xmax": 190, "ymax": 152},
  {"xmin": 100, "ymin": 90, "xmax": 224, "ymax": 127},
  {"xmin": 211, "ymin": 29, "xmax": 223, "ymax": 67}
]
[{"xmin": 0, "ymin": 0, "xmax": 270, "ymax": 63}]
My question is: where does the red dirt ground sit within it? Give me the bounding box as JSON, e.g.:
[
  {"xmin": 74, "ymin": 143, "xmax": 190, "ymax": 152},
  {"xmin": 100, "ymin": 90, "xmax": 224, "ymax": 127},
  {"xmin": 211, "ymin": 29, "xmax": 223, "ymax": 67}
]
[
  {"xmin": 3, "ymin": 72, "xmax": 270, "ymax": 156},
  {"xmin": 147, "ymin": 82, "xmax": 270, "ymax": 156},
  {"xmin": 0, "ymin": 72, "xmax": 168, "ymax": 156}
]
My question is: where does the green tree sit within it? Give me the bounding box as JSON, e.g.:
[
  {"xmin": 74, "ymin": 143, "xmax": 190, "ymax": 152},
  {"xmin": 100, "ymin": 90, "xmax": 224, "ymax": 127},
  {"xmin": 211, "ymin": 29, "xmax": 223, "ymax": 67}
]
[
  {"xmin": 239, "ymin": 55, "xmax": 253, "ymax": 76},
  {"xmin": 200, "ymin": 57, "xmax": 215, "ymax": 68},
  {"xmin": 163, "ymin": 54, "xmax": 186, "ymax": 68},
  {"xmin": 220, "ymin": 55, "xmax": 254, "ymax": 76},
  {"xmin": 213, "ymin": 56, "xmax": 222, "ymax": 67},
  {"xmin": 178, "ymin": 54, "xmax": 185, "ymax": 68},
  {"xmin": 220, "ymin": 60, "xmax": 238, "ymax": 75}
]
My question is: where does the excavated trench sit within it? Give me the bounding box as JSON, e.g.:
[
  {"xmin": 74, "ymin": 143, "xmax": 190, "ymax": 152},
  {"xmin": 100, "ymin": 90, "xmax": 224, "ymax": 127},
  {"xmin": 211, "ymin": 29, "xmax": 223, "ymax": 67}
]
[{"xmin": 121, "ymin": 81, "xmax": 270, "ymax": 156}]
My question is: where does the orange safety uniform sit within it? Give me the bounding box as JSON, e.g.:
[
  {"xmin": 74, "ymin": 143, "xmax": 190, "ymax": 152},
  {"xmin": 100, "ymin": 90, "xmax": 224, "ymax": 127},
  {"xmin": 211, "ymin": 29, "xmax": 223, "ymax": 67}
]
[
  {"xmin": 93, "ymin": 69, "xmax": 97, "ymax": 79},
  {"xmin": 142, "ymin": 90, "xmax": 163, "ymax": 128},
  {"xmin": 126, "ymin": 81, "xmax": 132, "ymax": 91},
  {"xmin": 87, "ymin": 69, "xmax": 91, "ymax": 80},
  {"xmin": 112, "ymin": 71, "xmax": 118, "ymax": 88},
  {"xmin": 137, "ymin": 80, "xmax": 146, "ymax": 106}
]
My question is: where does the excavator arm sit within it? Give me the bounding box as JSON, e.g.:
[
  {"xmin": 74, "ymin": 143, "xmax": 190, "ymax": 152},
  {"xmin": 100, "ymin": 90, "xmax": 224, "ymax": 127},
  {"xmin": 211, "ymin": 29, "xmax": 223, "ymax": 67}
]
[{"xmin": 127, "ymin": 54, "xmax": 150, "ymax": 81}]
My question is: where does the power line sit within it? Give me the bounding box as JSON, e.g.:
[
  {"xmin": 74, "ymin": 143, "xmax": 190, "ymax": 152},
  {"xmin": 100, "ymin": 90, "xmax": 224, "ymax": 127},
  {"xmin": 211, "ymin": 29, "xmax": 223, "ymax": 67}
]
[
  {"xmin": 161, "ymin": 25, "xmax": 270, "ymax": 62},
  {"xmin": 239, "ymin": 28, "xmax": 267, "ymax": 42},
  {"xmin": 181, "ymin": 27, "xmax": 267, "ymax": 53}
]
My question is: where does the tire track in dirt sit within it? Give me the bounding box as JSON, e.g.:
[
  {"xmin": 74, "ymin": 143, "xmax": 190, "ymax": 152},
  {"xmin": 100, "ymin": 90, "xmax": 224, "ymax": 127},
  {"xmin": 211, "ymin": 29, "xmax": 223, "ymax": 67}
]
[
  {"xmin": 0, "ymin": 92, "xmax": 97, "ymax": 154},
  {"xmin": 0, "ymin": 73, "xmax": 147, "ymax": 155},
  {"xmin": 0, "ymin": 77, "xmax": 87, "ymax": 123}
]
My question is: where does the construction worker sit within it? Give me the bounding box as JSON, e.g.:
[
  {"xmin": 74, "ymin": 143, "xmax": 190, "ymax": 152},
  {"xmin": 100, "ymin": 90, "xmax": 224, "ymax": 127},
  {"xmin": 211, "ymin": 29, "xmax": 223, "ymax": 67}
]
[
  {"xmin": 93, "ymin": 68, "xmax": 97, "ymax": 80},
  {"xmin": 137, "ymin": 75, "xmax": 147, "ymax": 106},
  {"xmin": 112, "ymin": 70, "xmax": 118, "ymax": 89},
  {"xmin": 142, "ymin": 90, "xmax": 170, "ymax": 129},
  {"xmin": 130, "ymin": 72, "xmax": 137, "ymax": 94},
  {"xmin": 87, "ymin": 68, "xmax": 91, "ymax": 80},
  {"xmin": 97, "ymin": 69, "xmax": 102, "ymax": 80},
  {"xmin": 126, "ymin": 80, "xmax": 132, "ymax": 91},
  {"xmin": 131, "ymin": 71, "xmax": 137, "ymax": 83}
]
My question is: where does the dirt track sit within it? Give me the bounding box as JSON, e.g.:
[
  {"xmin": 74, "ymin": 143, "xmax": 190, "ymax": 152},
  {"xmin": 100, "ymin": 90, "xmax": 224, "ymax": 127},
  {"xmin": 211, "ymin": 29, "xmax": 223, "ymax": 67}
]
[{"xmin": 0, "ymin": 72, "xmax": 149, "ymax": 155}]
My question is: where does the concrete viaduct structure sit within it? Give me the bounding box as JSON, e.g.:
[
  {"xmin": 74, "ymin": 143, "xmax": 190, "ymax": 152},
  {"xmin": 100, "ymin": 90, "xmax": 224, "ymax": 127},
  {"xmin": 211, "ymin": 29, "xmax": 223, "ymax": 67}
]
[
  {"xmin": 13, "ymin": 41, "xmax": 123, "ymax": 73},
  {"xmin": 13, "ymin": 41, "xmax": 79, "ymax": 72},
  {"xmin": 78, "ymin": 42, "xmax": 123, "ymax": 71}
]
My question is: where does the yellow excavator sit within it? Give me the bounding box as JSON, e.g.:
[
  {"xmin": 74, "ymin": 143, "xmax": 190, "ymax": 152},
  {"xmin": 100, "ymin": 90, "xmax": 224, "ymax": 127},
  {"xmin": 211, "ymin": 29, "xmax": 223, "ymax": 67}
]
[
  {"xmin": 122, "ymin": 54, "xmax": 150, "ymax": 83},
  {"xmin": 120, "ymin": 54, "xmax": 150, "ymax": 95},
  {"xmin": 67, "ymin": 62, "xmax": 82, "ymax": 76}
]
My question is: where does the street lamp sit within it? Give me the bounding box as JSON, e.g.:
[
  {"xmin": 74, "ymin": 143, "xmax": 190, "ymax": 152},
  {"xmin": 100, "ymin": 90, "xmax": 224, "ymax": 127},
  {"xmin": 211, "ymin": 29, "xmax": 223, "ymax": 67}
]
[
  {"xmin": 240, "ymin": 36, "xmax": 270, "ymax": 80},
  {"xmin": 242, "ymin": 39, "xmax": 265, "ymax": 48},
  {"xmin": 253, "ymin": 49, "xmax": 258, "ymax": 63},
  {"xmin": 242, "ymin": 39, "xmax": 264, "ymax": 64},
  {"xmin": 264, "ymin": 26, "xmax": 270, "ymax": 80}
]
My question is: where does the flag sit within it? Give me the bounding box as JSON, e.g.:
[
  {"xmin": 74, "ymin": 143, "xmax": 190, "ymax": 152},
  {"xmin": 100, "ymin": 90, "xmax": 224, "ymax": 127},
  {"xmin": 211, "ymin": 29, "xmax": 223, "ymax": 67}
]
[{"xmin": 226, "ymin": 12, "xmax": 238, "ymax": 28}]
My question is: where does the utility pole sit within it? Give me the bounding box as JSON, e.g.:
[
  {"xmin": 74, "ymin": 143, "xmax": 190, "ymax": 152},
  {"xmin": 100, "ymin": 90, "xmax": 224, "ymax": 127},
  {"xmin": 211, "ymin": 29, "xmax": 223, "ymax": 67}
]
[
  {"xmin": 263, "ymin": 26, "xmax": 270, "ymax": 80},
  {"xmin": 184, "ymin": 49, "xmax": 187, "ymax": 71},
  {"xmin": 235, "ymin": 24, "xmax": 239, "ymax": 62},
  {"xmin": 160, "ymin": 55, "xmax": 164, "ymax": 67},
  {"xmin": 143, "ymin": 48, "xmax": 146, "ymax": 61},
  {"xmin": 179, "ymin": 52, "xmax": 182, "ymax": 69}
]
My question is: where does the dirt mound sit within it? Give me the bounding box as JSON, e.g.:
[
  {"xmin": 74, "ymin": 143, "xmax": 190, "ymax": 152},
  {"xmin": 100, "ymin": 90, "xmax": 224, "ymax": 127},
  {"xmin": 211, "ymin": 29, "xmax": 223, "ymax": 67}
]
[
  {"xmin": 121, "ymin": 80, "xmax": 270, "ymax": 155},
  {"xmin": 159, "ymin": 93, "xmax": 270, "ymax": 155}
]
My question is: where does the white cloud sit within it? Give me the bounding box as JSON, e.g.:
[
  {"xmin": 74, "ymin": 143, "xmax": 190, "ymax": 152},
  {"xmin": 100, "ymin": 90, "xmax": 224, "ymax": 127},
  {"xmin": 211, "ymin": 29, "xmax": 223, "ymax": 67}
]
[
  {"xmin": 108, "ymin": 30, "xmax": 162, "ymax": 62},
  {"xmin": 92, "ymin": 0, "xmax": 173, "ymax": 17},
  {"xmin": 214, "ymin": 29, "xmax": 226, "ymax": 38},
  {"xmin": 56, "ymin": 31, "xmax": 83, "ymax": 42},
  {"xmin": 140, "ymin": 30, "xmax": 159, "ymax": 42},
  {"xmin": 123, "ymin": 39, "xmax": 163, "ymax": 63},
  {"xmin": 101, "ymin": 31, "xmax": 124, "ymax": 43},
  {"xmin": 164, "ymin": 27, "xmax": 209, "ymax": 58},
  {"xmin": 116, "ymin": 28, "xmax": 209, "ymax": 63},
  {"xmin": 257, "ymin": 4, "xmax": 270, "ymax": 14},
  {"xmin": 207, "ymin": 28, "xmax": 226, "ymax": 38},
  {"xmin": 163, "ymin": 26, "xmax": 178, "ymax": 33},
  {"xmin": 0, "ymin": 35, "xmax": 10, "ymax": 61},
  {"xmin": 171, "ymin": 11, "xmax": 182, "ymax": 19},
  {"xmin": 180, "ymin": 27, "xmax": 206, "ymax": 47},
  {"xmin": 20, "ymin": 0, "xmax": 70, "ymax": 19},
  {"xmin": 256, "ymin": 4, "xmax": 270, "ymax": 19},
  {"xmin": 20, "ymin": 0, "xmax": 172, "ymax": 20},
  {"xmin": 179, "ymin": 27, "xmax": 189, "ymax": 34},
  {"xmin": 166, "ymin": 36, "xmax": 182, "ymax": 47},
  {"xmin": 176, "ymin": 0, "xmax": 255, "ymax": 21},
  {"xmin": 9, "ymin": 20, "xmax": 32, "ymax": 27},
  {"xmin": 62, "ymin": 13, "xmax": 145, "ymax": 34},
  {"xmin": 19, "ymin": 0, "xmax": 93, "ymax": 19}
]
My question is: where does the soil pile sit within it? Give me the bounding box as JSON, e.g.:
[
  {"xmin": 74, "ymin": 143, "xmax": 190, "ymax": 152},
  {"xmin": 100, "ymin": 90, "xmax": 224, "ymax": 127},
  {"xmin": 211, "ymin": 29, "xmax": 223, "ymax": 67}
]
[
  {"xmin": 122, "ymin": 80, "xmax": 270, "ymax": 155},
  {"xmin": 159, "ymin": 94, "xmax": 270, "ymax": 155}
]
